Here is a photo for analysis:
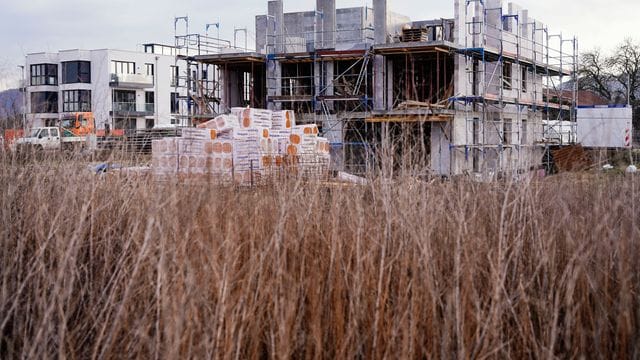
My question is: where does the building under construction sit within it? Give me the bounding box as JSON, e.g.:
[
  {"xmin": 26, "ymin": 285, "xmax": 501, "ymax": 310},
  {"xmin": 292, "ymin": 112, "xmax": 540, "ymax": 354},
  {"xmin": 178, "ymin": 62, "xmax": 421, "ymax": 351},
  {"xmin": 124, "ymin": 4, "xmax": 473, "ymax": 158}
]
[{"xmin": 171, "ymin": 0, "xmax": 578, "ymax": 178}]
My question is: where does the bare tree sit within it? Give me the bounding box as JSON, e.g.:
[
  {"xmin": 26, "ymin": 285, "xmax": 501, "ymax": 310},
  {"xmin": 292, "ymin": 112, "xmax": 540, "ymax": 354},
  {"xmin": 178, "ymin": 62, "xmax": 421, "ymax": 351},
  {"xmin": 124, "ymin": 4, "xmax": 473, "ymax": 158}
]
[{"xmin": 580, "ymin": 38, "xmax": 640, "ymax": 129}]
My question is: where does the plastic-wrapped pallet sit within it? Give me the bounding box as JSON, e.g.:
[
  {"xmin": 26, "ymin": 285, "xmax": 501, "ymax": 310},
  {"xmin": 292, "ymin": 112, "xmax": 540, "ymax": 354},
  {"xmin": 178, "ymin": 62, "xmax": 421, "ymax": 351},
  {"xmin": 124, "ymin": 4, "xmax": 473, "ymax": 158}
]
[
  {"xmin": 152, "ymin": 138, "xmax": 179, "ymax": 177},
  {"xmin": 291, "ymin": 124, "xmax": 319, "ymax": 137},
  {"xmin": 197, "ymin": 114, "xmax": 239, "ymax": 136},
  {"xmin": 181, "ymin": 128, "xmax": 218, "ymax": 141},
  {"xmin": 271, "ymin": 110, "xmax": 295, "ymax": 130},
  {"xmin": 239, "ymin": 108, "xmax": 272, "ymax": 128}
]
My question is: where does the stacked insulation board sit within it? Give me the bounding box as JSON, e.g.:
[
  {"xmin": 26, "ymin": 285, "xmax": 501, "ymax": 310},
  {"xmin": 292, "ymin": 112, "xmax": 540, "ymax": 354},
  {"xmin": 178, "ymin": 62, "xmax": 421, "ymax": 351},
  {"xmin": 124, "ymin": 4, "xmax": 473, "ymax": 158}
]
[{"xmin": 151, "ymin": 108, "xmax": 331, "ymax": 185}]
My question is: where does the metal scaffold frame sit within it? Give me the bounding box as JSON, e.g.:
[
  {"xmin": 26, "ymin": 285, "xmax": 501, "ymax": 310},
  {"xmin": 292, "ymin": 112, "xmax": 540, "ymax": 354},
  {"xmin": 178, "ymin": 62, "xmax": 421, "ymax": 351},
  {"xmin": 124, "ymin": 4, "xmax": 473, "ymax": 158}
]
[{"xmin": 451, "ymin": 0, "xmax": 578, "ymax": 177}]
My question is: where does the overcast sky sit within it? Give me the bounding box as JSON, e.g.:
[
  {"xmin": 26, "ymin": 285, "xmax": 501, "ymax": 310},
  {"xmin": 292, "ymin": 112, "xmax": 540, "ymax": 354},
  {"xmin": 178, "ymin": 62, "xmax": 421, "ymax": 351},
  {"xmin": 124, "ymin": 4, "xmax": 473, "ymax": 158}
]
[{"xmin": 1, "ymin": 0, "xmax": 638, "ymax": 90}]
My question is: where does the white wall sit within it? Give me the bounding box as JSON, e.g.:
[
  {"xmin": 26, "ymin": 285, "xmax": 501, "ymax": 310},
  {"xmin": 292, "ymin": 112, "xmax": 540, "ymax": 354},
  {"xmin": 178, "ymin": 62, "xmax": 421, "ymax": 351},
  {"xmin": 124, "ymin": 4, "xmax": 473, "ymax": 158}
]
[{"xmin": 26, "ymin": 48, "xmax": 186, "ymax": 130}]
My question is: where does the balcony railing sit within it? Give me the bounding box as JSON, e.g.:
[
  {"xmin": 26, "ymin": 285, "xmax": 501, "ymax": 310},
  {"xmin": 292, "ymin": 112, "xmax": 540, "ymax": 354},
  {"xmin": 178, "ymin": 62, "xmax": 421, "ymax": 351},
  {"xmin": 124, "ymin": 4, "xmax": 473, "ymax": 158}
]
[
  {"xmin": 110, "ymin": 73, "xmax": 154, "ymax": 88},
  {"xmin": 112, "ymin": 102, "xmax": 154, "ymax": 116}
]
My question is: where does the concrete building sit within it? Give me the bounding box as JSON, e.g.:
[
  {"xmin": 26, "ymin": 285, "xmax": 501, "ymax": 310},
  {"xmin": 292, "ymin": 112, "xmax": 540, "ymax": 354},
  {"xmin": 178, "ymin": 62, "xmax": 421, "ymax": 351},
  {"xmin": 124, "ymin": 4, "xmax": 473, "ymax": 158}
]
[
  {"xmin": 25, "ymin": 46, "xmax": 188, "ymax": 132},
  {"xmin": 175, "ymin": 0, "xmax": 578, "ymax": 178}
]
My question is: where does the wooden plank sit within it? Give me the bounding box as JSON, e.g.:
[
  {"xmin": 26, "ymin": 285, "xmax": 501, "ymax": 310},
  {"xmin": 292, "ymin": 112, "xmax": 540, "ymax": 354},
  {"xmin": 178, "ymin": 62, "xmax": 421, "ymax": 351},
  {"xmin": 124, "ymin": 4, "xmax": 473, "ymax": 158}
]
[{"xmin": 366, "ymin": 115, "xmax": 453, "ymax": 123}]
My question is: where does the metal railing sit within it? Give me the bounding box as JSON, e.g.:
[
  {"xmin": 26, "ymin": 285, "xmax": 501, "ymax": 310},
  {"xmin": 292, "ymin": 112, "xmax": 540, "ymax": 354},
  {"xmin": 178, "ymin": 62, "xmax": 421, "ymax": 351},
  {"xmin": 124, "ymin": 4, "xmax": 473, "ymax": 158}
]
[{"xmin": 112, "ymin": 102, "xmax": 155, "ymax": 114}]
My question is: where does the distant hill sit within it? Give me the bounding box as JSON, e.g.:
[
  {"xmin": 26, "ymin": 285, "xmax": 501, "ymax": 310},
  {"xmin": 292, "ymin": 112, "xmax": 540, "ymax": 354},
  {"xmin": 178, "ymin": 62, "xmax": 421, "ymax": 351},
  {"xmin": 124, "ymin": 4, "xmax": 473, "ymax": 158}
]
[
  {"xmin": 0, "ymin": 88, "xmax": 22, "ymax": 116},
  {"xmin": 0, "ymin": 89, "xmax": 23, "ymax": 129}
]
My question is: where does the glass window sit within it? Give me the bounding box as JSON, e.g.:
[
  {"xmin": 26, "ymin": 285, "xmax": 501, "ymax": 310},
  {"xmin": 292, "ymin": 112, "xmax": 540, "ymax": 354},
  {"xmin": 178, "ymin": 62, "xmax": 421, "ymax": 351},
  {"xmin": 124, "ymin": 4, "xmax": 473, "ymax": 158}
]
[
  {"xmin": 503, "ymin": 63, "xmax": 512, "ymax": 90},
  {"xmin": 30, "ymin": 92, "xmax": 58, "ymax": 113},
  {"xmin": 30, "ymin": 64, "xmax": 58, "ymax": 86},
  {"xmin": 145, "ymin": 63, "xmax": 154, "ymax": 76},
  {"xmin": 39, "ymin": 129, "xmax": 49, "ymax": 138},
  {"xmin": 50, "ymin": 128, "xmax": 59, "ymax": 137},
  {"xmin": 114, "ymin": 90, "xmax": 136, "ymax": 112},
  {"xmin": 62, "ymin": 90, "xmax": 91, "ymax": 112},
  {"xmin": 61, "ymin": 61, "xmax": 91, "ymax": 84},
  {"xmin": 170, "ymin": 65, "xmax": 179, "ymax": 86},
  {"xmin": 170, "ymin": 92, "xmax": 179, "ymax": 114},
  {"xmin": 111, "ymin": 61, "xmax": 136, "ymax": 75}
]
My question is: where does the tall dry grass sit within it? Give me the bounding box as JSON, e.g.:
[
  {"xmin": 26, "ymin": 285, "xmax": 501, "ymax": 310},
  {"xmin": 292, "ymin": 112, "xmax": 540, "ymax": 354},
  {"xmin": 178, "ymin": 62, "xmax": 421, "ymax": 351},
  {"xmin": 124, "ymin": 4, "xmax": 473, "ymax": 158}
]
[{"xmin": 0, "ymin": 150, "xmax": 639, "ymax": 359}]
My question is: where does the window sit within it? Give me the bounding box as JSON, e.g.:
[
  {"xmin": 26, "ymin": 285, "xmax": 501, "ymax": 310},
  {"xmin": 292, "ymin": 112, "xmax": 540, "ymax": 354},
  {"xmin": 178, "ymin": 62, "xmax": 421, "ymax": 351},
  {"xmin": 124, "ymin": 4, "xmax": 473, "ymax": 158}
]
[
  {"xmin": 145, "ymin": 63, "xmax": 154, "ymax": 76},
  {"xmin": 30, "ymin": 64, "xmax": 58, "ymax": 86},
  {"xmin": 62, "ymin": 90, "xmax": 91, "ymax": 112},
  {"xmin": 503, "ymin": 62, "xmax": 512, "ymax": 90},
  {"xmin": 145, "ymin": 92, "xmax": 154, "ymax": 112},
  {"xmin": 243, "ymin": 72, "xmax": 251, "ymax": 104},
  {"xmin": 111, "ymin": 61, "xmax": 136, "ymax": 75},
  {"xmin": 170, "ymin": 66, "xmax": 179, "ymax": 86},
  {"xmin": 114, "ymin": 118, "xmax": 137, "ymax": 130},
  {"xmin": 51, "ymin": 128, "xmax": 59, "ymax": 137},
  {"xmin": 521, "ymin": 120, "xmax": 528, "ymax": 144},
  {"xmin": 114, "ymin": 90, "xmax": 136, "ymax": 112},
  {"xmin": 39, "ymin": 129, "xmax": 49, "ymax": 138},
  {"xmin": 503, "ymin": 118, "xmax": 513, "ymax": 145},
  {"xmin": 202, "ymin": 68, "xmax": 208, "ymax": 80},
  {"xmin": 472, "ymin": 118, "xmax": 481, "ymax": 172},
  {"xmin": 31, "ymin": 92, "xmax": 58, "ymax": 113},
  {"xmin": 44, "ymin": 119, "xmax": 58, "ymax": 127},
  {"xmin": 146, "ymin": 119, "xmax": 154, "ymax": 129},
  {"xmin": 61, "ymin": 61, "xmax": 91, "ymax": 84},
  {"xmin": 170, "ymin": 92, "xmax": 179, "ymax": 114},
  {"xmin": 521, "ymin": 66, "xmax": 528, "ymax": 93}
]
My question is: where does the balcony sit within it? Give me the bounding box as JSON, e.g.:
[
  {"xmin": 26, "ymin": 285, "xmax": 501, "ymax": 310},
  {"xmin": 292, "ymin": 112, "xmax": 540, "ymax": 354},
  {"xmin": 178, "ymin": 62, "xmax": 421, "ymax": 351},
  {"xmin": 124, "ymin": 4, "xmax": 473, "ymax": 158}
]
[
  {"xmin": 110, "ymin": 73, "xmax": 154, "ymax": 88},
  {"xmin": 111, "ymin": 102, "xmax": 154, "ymax": 117}
]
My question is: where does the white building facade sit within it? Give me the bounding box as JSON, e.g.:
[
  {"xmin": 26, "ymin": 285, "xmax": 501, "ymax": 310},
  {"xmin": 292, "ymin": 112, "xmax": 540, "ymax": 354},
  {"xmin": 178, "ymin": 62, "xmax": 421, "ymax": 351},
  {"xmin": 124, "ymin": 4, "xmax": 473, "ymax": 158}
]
[{"xmin": 25, "ymin": 46, "xmax": 187, "ymax": 131}]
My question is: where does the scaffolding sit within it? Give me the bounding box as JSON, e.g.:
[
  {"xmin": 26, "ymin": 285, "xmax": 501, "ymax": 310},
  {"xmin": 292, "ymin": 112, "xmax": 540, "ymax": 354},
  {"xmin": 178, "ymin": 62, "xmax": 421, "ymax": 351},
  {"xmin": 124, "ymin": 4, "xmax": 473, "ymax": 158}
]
[
  {"xmin": 172, "ymin": 16, "xmax": 252, "ymax": 127},
  {"xmin": 263, "ymin": 16, "xmax": 377, "ymax": 173},
  {"xmin": 450, "ymin": 0, "xmax": 578, "ymax": 177},
  {"xmin": 172, "ymin": 1, "xmax": 578, "ymax": 177}
]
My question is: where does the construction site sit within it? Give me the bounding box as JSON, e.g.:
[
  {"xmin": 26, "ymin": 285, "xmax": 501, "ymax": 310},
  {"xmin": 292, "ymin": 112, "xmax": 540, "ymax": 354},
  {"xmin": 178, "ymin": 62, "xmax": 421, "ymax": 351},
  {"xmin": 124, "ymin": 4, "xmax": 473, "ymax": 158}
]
[{"xmin": 167, "ymin": 0, "xmax": 578, "ymax": 179}]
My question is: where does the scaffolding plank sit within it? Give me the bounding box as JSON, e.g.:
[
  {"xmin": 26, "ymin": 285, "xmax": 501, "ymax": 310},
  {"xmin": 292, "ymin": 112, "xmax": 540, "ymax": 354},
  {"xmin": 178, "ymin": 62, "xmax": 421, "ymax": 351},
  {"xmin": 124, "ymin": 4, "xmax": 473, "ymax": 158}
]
[{"xmin": 366, "ymin": 115, "xmax": 453, "ymax": 123}]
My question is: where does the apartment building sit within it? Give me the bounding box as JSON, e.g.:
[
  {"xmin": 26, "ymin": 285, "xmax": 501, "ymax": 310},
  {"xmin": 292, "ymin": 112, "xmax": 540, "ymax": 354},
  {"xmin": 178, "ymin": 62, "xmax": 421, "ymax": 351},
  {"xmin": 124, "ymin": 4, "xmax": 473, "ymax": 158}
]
[{"xmin": 25, "ymin": 45, "xmax": 187, "ymax": 131}]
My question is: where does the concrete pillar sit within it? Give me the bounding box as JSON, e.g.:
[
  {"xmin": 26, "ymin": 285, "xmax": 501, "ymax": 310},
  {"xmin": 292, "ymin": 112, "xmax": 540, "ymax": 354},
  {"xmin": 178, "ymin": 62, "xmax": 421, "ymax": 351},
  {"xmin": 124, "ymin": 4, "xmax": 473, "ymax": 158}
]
[
  {"xmin": 316, "ymin": 0, "xmax": 336, "ymax": 49},
  {"xmin": 268, "ymin": 0, "xmax": 284, "ymax": 53},
  {"xmin": 267, "ymin": 59, "xmax": 281, "ymax": 110},
  {"xmin": 373, "ymin": 0, "xmax": 387, "ymax": 44},
  {"xmin": 373, "ymin": 55, "xmax": 385, "ymax": 111}
]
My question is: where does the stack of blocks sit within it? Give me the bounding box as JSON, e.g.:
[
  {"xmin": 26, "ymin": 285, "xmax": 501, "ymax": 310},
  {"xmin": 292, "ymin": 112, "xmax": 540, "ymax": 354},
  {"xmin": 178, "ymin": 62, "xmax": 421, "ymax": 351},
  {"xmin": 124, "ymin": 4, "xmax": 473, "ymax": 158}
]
[{"xmin": 151, "ymin": 108, "xmax": 331, "ymax": 185}]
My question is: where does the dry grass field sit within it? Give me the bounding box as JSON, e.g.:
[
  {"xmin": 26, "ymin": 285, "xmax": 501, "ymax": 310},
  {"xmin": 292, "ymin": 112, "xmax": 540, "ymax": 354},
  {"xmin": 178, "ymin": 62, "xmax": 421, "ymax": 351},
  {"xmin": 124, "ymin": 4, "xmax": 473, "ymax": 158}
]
[{"xmin": 0, "ymin": 152, "xmax": 639, "ymax": 358}]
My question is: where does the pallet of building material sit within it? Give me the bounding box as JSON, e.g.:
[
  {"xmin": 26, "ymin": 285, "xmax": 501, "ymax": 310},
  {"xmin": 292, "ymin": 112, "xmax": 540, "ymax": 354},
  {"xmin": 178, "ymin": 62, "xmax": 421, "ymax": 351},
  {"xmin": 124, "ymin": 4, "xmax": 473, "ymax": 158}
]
[
  {"xmin": 239, "ymin": 108, "xmax": 273, "ymax": 128},
  {"xmin": 401, "ymin": 28, "xmax": 430, "ymax": 42},
  {"xmin": 291, "ymin": 124, "xmax": 319, "ymax": 138},
  {"xmin": 271, "ymin": 110, "xmax": 296, "ymax": 130},
  {"xmin": 181, "ymin": 128, "xmax": 218, "ymax": 141},
  {"xmin": 197, "ymin": 114, "xmax": 239, "ymax": 134},
  {"xmin": 152, "ymin": 138, "xmax": 179, "ymax": 155}
]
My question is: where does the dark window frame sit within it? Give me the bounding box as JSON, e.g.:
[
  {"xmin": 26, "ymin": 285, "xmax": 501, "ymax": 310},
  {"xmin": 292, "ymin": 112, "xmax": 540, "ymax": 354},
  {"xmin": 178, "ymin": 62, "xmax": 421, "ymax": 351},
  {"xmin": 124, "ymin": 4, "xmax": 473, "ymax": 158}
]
[
  {"xmin": 61, "ymin": 61, "xmax": 91, "ymax": 84},
  {"xmin": 170, "ymin": 92, "xmax": 179, "ymax": 114},
  {"xmin": 30, "ymin": 92, "xmax": 59, "ymax": 113},
  {"xmin": 503, "ymin": 62, "xmax": 512, "ymax": 90},
  {"xmin": 30, "ymin": 64, "xmax": 58, "ymax": 86},
  {"xmin": 62, "ymin": 90, "xmax": 91, "ymax": 112}
]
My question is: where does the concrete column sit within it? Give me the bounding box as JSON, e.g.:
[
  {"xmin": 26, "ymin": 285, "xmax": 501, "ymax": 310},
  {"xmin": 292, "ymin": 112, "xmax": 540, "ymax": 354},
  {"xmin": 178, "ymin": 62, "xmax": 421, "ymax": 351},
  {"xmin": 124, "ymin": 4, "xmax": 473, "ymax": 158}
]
[
  {"xmin": 373, "ymin": 0, "xmax": 387, "ymax": 44},
  {"xmin": 373, "ymin": 55, "xmax": 385, "ymax": 111},
  {"xmin": 267, "ymin": 59, "xmax": 281, "ymax": 110},
  {"xmin": 316, "ymin": 0, "xmax": 336, "ymax": 49},
  {"xmin": 268, "ymin": 0, "xmax": 284, "ymax": 53},
  {"xmin": 386, "ymin": 58, "xmax": 393, "ymax": 110}
]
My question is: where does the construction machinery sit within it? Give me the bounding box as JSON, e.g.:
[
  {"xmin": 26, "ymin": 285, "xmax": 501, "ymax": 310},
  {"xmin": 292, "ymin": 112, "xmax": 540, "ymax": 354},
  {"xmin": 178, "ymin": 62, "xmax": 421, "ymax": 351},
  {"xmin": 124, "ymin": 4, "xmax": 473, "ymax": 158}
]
[{"xmin": 12, "ymin": 112, "xmax": 96, "ymax": 153}]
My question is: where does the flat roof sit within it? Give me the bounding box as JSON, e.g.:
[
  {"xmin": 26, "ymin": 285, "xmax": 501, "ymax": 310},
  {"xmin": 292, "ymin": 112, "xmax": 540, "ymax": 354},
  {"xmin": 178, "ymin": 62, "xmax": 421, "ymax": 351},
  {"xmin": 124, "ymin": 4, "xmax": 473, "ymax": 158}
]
[{"xmin": 192, "ymin": 52, "xmax": 266, "ymax": 65}]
